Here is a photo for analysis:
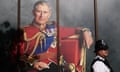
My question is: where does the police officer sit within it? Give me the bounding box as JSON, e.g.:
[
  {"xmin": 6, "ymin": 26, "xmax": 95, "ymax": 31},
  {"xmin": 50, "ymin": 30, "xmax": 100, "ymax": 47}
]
[{"xmin": 91, "ymin": 40, "xmax": 113, "ymax": 72}]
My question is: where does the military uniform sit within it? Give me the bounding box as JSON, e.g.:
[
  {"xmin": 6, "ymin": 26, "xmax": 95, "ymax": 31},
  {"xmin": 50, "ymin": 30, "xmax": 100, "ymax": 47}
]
[{"xmin": 19, "ymin": 22, "xmax": 58, "ymax": 72}]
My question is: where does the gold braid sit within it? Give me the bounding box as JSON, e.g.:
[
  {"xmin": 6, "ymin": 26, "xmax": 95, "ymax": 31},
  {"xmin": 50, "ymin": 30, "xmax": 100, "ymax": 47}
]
[{"xmin": 24, "ymin": 32, "xmax": 46, "ymax": 57}]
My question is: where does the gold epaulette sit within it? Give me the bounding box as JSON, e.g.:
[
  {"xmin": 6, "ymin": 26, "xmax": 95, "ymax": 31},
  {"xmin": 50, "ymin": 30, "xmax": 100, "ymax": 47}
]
[{"xmin": 24, "ymin": 32, "xmax": 45, "ymax": 41}]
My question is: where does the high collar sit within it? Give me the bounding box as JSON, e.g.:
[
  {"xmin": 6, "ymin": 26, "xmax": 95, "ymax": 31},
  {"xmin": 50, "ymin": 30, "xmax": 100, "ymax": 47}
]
[{"xmin": 32, "ymin": 22, "xmax": 46, "ymax": 31}]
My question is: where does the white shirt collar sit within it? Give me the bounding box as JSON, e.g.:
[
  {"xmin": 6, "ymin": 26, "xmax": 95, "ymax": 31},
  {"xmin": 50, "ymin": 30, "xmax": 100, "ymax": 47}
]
[{"xmin": 95, "ymin": 55, "xmax": 105, "ymax": 61}]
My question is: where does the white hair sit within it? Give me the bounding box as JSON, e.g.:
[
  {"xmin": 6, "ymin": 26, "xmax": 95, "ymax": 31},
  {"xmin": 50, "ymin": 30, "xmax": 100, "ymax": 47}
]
[{"xmin": 33, "ymin": 0, "xmax": 51, "ymax": 11}]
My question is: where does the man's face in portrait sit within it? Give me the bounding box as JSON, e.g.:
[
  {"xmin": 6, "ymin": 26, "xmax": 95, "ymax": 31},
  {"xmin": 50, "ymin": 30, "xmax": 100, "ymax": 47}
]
[{"xmin": 33, "ymin": 3, "xmax": 51, "ymax": 25}]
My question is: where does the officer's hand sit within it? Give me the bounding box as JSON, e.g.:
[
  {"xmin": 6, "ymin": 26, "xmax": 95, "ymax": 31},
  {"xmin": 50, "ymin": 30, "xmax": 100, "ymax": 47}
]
[{"xmin": 33, "ymin": 61, "xmax": 49, "ymax": 70}]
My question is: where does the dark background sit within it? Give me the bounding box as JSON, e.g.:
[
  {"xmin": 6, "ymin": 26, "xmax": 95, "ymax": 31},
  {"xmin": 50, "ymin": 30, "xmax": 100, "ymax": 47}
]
[{"xmin": 0, "ymin": 0, "xmax": 120, "ymax": 72}]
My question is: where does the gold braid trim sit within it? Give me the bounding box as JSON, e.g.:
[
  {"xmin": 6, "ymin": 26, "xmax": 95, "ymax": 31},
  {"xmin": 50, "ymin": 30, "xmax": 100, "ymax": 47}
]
[
  {"xmin": 24, "ymin": 32, "xmax": 46, "ymax": 57},
  {"xmin": 29, "ymin": 35, "xmax": 40, "ymax": 56},
  {"xmin": 23, "ymin": 32, "xmax": 41, "ymax": 54},
  {"xmin": 24, "ymin": 42, "xmax": 30, "ymax": 53},
  {"xmin": 24, "ymin": 32, "xmax": 42, "ymax": 41}
]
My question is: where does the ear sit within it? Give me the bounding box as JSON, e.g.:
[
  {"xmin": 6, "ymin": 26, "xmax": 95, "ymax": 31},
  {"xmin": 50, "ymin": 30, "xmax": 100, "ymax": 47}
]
[
  {"xmin": 48, "ymin": 11, "xmax": 51, "ymax": 18},
  {"xmin": 32, "ymin": 10, "xmax": 35, "ymax": 16}
]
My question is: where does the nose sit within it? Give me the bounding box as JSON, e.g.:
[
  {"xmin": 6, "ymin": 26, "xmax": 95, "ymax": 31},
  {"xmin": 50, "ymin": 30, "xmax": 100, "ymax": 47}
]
[{"xmin": 40, "ymin": 12, "xmax": 43, "ymax": 17}]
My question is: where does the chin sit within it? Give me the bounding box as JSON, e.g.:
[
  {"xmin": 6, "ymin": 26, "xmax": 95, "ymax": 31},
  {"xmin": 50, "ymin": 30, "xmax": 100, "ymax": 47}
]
[{"xmin": 38, "ymin": 21, "xmax": 46, "ymax": 25}]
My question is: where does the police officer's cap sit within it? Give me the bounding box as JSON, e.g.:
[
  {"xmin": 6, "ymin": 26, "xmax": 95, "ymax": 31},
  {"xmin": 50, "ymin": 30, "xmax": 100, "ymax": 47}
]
[{"xmin": 94, "ymin": 40, "xmax": 109, "ymax": 52}]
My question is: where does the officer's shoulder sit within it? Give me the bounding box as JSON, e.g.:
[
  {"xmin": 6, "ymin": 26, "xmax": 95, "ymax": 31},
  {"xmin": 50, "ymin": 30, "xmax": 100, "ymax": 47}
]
[{"xmin": 94, "ymin": 60, "xmax": 104, "ymax": 65}]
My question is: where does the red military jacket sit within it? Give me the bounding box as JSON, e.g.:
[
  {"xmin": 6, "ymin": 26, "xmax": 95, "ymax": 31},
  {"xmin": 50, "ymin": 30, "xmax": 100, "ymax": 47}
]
[{"xmin": 21, "ymin": 23, "xmax": 57, "ymax": 65}]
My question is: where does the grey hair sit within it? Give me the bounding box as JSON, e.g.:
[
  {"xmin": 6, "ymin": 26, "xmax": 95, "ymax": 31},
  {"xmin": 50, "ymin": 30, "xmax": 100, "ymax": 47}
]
[{"xmin": 33, "ymin": 0, "xmax": 51, "ymax": 11}]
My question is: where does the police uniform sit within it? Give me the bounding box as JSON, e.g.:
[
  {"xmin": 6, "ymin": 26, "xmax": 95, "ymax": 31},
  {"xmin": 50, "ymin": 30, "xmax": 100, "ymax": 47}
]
[
  {"xmin": 91, "ymin": 55, "xmax": 113, "ymax": 72},
  {"xmin": 91, "ymin": 40, "xmax": 113, "ymax": 72},
  {"xmin": 20, "ymin": 21, "xmax": 58, "ymax": 72}
]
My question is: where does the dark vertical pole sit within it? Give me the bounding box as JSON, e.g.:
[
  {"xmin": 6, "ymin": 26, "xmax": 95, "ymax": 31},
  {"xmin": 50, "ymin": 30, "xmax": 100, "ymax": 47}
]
[
  {"xmin": 56, "ymin": 0, "xmax": 60, "ymax": 71},
  {"xmin": 17, "ymin": 0, "xmax": 21, "ymax": 28},
  {"xmin": 94, "ymin": 0, "xmax": 99, "ymax": 41},
  {"xmin": 17, "ymin": 1, "xmax": 21, "ymax": 71},
  {"xmin": 56, "ymin": 0, "xmax": 60, "ymax": 25}
]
